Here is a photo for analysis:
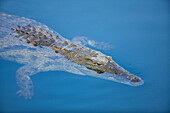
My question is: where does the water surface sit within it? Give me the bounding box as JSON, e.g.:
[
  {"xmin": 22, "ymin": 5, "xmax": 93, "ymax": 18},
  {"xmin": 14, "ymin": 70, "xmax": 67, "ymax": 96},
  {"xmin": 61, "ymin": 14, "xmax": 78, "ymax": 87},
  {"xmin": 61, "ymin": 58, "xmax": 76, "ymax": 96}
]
[{"xmin": 0, "ymin": 0, "xmax": 169, "ymax": 113}]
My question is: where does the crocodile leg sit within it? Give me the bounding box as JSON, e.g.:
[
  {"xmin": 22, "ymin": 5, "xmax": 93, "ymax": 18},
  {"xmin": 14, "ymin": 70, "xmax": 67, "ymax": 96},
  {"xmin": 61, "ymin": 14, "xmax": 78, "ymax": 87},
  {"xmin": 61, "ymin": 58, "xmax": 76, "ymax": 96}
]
[
  {"xmin": 72, "ymin": 36, "xmax": 114, "ymax": 50},
  {"xmin": 16, "ymin": 62, "xmax": 40, "ymax": 99}
]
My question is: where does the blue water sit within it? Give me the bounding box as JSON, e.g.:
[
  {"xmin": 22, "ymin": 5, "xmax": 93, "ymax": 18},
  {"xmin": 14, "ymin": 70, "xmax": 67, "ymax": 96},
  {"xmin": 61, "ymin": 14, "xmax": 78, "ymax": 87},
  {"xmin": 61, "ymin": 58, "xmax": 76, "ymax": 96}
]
[{"xmin": 0, "ymin": 0, "xmax": 169, "ymax": 113}]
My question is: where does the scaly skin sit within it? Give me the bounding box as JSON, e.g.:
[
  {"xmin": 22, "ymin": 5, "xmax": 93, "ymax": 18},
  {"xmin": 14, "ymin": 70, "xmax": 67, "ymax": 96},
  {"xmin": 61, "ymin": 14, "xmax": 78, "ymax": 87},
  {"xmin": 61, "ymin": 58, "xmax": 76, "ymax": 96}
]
[{"xmin": 11, "ymin": 24, "xmax": 142, "ymax": 83}]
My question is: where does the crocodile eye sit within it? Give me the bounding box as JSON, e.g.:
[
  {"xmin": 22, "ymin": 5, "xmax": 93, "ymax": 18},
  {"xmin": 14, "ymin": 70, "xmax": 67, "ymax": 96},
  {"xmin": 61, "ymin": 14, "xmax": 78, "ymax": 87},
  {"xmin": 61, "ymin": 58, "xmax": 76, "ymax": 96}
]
[{"xmin": 97, "ymin": 63, "xmax": 102, "ymax": 66}]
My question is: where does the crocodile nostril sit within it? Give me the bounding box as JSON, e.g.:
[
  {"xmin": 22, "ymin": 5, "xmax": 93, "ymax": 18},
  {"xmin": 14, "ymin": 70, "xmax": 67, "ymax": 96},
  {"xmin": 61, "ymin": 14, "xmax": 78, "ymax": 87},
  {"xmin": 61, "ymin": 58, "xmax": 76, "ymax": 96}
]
[{"xmin": 131, "ymin": 77, "xmax": 140, "ymax": 82}]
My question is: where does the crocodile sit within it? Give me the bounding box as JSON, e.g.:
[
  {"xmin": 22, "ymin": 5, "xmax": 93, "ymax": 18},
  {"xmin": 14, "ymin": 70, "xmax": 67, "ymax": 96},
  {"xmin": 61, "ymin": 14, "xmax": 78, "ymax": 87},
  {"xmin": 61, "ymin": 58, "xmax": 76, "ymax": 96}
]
[{"xmin": 0, "ymin": 12, "xmax": 144, "ymax": 99}]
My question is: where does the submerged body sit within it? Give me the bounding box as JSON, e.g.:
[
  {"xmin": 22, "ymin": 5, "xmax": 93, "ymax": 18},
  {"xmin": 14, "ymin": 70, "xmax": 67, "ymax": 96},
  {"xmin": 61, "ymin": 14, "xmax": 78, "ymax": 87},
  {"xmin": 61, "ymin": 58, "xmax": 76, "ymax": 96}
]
[{"xmin": 0, "ymin": 12, "xmax": 144, "ymax": 99}]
